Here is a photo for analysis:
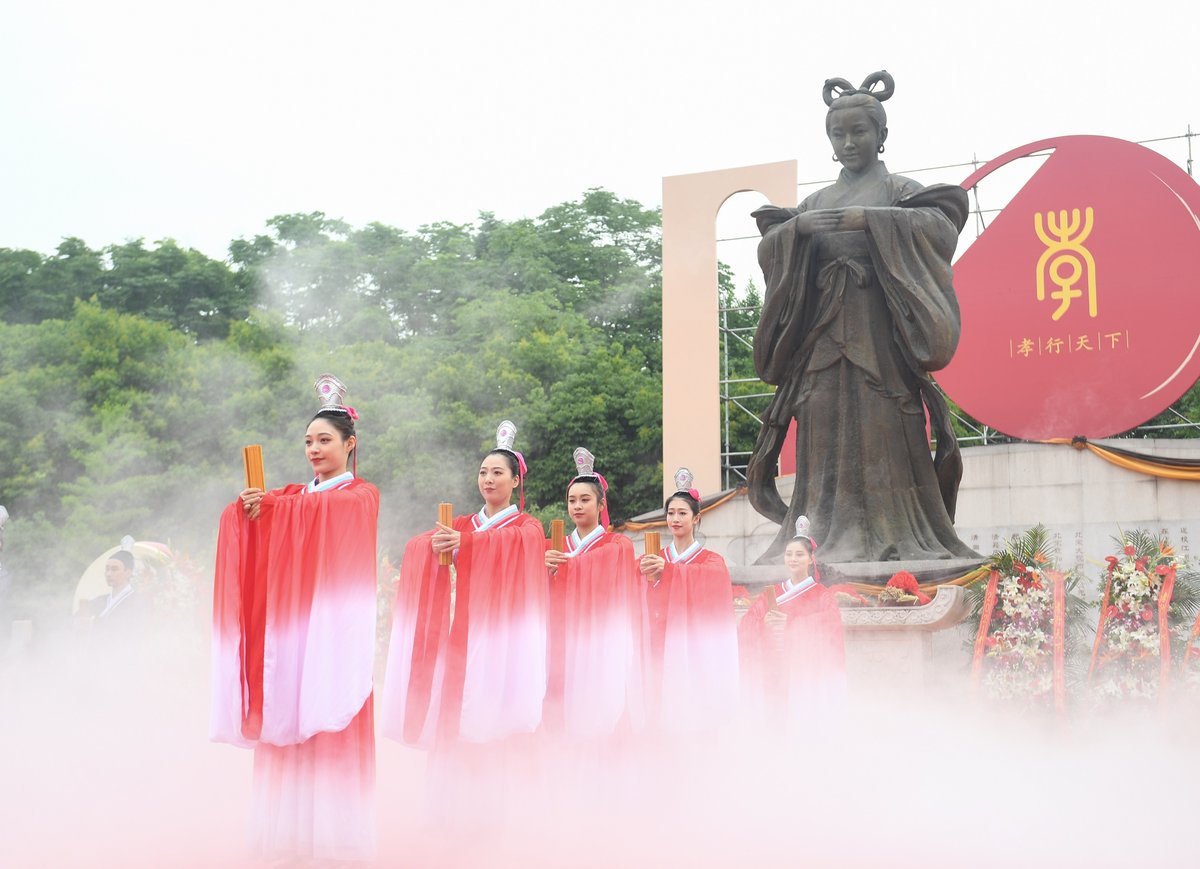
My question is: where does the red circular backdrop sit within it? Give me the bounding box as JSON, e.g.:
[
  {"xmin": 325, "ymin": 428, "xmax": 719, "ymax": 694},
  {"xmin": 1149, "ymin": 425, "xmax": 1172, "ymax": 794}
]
[{"xmin": 937, "ymin": 135, "xmax": 1200, "ymax": 439}]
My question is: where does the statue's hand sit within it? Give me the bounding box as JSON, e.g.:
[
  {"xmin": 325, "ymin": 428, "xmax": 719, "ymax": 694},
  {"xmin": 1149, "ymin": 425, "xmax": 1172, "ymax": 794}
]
[
  {"xmin": 835, "ymin": 207, "xmax": 867, "ymax": 230},
  {"xmin": 791, "ymin": 209, "xmax": 843, "ymax": 237}
]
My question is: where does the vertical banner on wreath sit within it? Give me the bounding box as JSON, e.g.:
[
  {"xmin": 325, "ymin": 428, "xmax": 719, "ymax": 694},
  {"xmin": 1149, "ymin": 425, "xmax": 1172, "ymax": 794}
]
[{"xmin": 971, "ymin": 570, "xmax": 1000, "ymax": 686}]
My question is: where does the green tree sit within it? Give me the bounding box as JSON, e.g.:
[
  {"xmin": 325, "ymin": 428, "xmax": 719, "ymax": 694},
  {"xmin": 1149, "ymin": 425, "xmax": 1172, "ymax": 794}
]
[
  {"xmin": 101, "ymin": 238, "xmax": 251, "ymax": 339},
  {"xmin": 0, "ymin": 238, "xmax": 104, "ymax": 324}
]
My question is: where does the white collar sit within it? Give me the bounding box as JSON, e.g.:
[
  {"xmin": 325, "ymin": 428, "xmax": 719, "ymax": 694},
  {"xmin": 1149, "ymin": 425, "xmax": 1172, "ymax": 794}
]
[
  {"xmin": 475, "ymin": 503, "xmax": 518, "ymax": 531},
  {"xmin": 668, "ymin": 539, "xmax": 701, "ymax": 562},
  {"xmin": 777, "ymin": 576, "xmax": 817, "ymax": 604},
  {"xmin": 99, "ymin": 584, "xmax": 134, "ymax": 619},
  {"xmin": 307, "ymin": 471, "xmax": 354, "ymax": 493},
  {"xmin": 567, "ymin": 525, "xmax": 604, "ymax": 557}
]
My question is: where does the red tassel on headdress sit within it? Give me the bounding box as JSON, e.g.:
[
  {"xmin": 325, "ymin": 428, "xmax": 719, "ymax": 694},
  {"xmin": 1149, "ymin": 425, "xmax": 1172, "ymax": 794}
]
[{"xmin": 514, "ymin": 450, "xmax": 528, "ymax": 512}]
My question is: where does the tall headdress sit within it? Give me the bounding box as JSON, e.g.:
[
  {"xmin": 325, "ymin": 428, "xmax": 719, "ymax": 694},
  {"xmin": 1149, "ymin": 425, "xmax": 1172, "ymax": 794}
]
[
  {"xmin": 313, "ymin": 374, "xmax": 358, "ymax": 419},
  {"xmin": 792, "ymin": 514, "xmax": 820, "ymax": 580},
  {"xmin": 793, "ymin": 515, "xmax": 817, "ymax": 548},
  {"xmin": 493, "ymin": 419, "xmax": 528, "ymax": 511},
  {"xmin": 671, "ymin": 467, "xmax": 701, "ymax": 504},
  {"xmin": 568, "ymin": 447, "xmax": 610, "ymax": 529},
  {"xmin": 312, "ymin": 373, "xmax": 359, "ymax": 473}
]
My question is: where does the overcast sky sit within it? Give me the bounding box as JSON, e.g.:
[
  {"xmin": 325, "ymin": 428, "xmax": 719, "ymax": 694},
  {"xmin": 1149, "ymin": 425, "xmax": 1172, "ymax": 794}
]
[{"xmin": 3, "ymin": 0, "xmax": 1197, "ymax": 263}]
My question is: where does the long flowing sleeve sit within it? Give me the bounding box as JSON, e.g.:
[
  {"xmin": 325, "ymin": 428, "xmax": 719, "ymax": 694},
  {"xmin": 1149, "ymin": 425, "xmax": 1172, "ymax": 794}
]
[
  {"xmin": 736, "ymin": 589, "xmax": 777, "ymax": 720},
  {"xmin": 210, "ymin": 479, "xmax": 380, "ymax": 748},
  {"xmin": 383, "ymin": 513, "xmax": 549, "ymax": 747},
  {"xmin": 778, "ymin": 585, "xmax": 847, "ymax": 723},
  {"xmin": 751, "ymin": 205, "xmax": 814, "ymax": 387},
  {"xmin": 380, "ymin": 521, "xmax": 458, "ymax": 748},
  {"xmin": 558, "ymin": 534, "xmax": 647, "ymax": 738},
  {"xmin": 649, "ymin": 550, "xmax": 739, "ymax": 733},
  {"xmin": 865, "ymin": 184, "xmax": 969, "ymax": 371},
  {"xmin": 455, "ymin": 514, "xmax": 549, "ymax": 742}
]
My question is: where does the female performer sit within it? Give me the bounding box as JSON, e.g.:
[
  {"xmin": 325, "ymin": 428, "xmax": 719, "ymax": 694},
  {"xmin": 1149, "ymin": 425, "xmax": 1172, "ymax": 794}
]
[
  {"xmin": 638, "ymin": 468, "xmax": 738, "ymax": 733},
  {"xmin": 543, "ymin": 448, "xmax": 645, "ymax": 738},
  {"xmin": 747, "ymin": 71, "xmax": 977, "ymax": 565},
  {"xmin": 211, "ymin": 374, "xmax": 379, "ymax": 862},
  {"xmin": 739, "ymin": 516, "xmax": 846, "ymax": 726},
  {"xmin": 383, "ymin": 420, "xmax": 547, "ymax": 748}
]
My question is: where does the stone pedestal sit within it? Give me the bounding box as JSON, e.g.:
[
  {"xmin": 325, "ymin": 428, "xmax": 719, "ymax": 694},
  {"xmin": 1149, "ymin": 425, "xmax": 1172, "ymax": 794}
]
[{"xmin": 839, "ymin": 586, "xmax": 971, "ymax": 696}]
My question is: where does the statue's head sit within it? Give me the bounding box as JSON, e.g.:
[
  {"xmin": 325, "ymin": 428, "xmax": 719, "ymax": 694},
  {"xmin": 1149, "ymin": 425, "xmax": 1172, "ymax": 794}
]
[{"xmin": 823, "ymin": 71, "xmax": 893, "ymax": 171}]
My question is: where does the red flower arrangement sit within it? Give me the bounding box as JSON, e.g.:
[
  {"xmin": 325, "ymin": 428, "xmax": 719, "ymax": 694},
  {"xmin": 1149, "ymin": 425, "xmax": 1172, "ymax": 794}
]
[
  {"xmin": 970, "ymin": 528, "xmax": 1070, "ymax": 712},
  {"xmin": 1089, "ymin": 530, "xmax": 1190, "ymax": 704},
  {"xmin": 877, "ymin": 570, "xmax": 932, "ymax": 606}
]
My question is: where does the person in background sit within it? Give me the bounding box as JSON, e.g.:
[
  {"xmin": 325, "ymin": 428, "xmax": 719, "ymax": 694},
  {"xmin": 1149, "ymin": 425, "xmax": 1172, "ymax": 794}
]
[
  {"xmin": 739, "ymin": 515, "xmax": 846, "ymax": 726},
  {"xmin": 95, "ymin": 550, "xmax": 147, "ymax": 627}
]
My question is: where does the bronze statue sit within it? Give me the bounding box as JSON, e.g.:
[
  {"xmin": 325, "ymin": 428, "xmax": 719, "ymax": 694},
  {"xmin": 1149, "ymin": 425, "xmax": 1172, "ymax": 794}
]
[{"xmin": 747, "ymin": 71, "xmax": 977, "ymax": 567}]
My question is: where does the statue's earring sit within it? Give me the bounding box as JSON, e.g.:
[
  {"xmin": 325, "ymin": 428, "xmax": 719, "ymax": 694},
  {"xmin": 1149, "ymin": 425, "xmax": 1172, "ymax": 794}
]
[
  {"xmin": 832, "ymin": 154, "xmax": 840, "ymax": 162},
  {"xmin": 877, "ymin": 143, "xmax": 885, "ymax": 154}
]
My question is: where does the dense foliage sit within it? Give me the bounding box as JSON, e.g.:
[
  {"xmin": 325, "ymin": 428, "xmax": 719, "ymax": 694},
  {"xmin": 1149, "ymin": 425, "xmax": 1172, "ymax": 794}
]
[{"xmin": 0, "ymin": 190, "xmax": 663, "ymax": 616}]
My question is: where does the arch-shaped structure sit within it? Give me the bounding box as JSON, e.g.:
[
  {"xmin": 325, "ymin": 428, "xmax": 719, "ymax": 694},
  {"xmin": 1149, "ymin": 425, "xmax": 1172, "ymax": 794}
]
[{"xmin": 661, "ymin": 160, "xmax": 796, "ymax": 498}]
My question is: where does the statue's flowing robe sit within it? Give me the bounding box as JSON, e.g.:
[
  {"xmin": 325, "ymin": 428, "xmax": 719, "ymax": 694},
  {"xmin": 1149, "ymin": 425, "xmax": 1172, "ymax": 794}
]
[
  {"xmin": 748, "ymin": 162, "xmax": 976, "ymax": 563},
  {"xmin": 211, "ymin": 476, "xmax": 379, "ymax": 861}
]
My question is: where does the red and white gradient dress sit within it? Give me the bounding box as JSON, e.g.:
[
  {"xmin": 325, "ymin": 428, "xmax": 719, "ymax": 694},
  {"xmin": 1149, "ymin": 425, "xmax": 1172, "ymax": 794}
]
[
  {"xmin": 382, "ymin": 503, "xmax": 548, "ymax": 747},
  {"xmin": 545, "ymin": 527, "xmax": 646, "ymax": 738},
  {"xmin": 648, "ymin": 541, "xmax": 739, "ymax": 733},
  {"xmin": 739, "ymin": 576, "xmax": 846, "ymax": 725},
  {"xmin": 211, "ymin": 472, "xmax": 379, "ymax": 862}
]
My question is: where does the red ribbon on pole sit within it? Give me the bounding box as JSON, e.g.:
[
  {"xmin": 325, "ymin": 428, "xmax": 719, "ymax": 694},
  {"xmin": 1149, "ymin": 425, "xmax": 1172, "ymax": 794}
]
[
  {"xmin": 1157, "ymin": 566, "xmax": 1176, "ymax": 704},
  {"xmin": 970, "ymin": 570, "xmax": 1000, "ymax": 684}
]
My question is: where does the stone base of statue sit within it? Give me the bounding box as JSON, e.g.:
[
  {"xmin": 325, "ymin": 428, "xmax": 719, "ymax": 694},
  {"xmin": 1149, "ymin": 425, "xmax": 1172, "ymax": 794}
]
[{"xmin": 838, "ymin": 585, "xmax": 971, "ymax": 696}]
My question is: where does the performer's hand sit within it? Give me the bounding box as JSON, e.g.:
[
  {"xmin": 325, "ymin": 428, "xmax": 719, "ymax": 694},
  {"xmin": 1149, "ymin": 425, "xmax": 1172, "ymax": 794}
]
[
  {"xmin": 431, "ymin": 522, "xmax": 461, "ymax": 554},
  {"xmin": 792, "ymin": 209, "xmax": 843, "ymax": 237},
  {"xmin": 834, "ymin": 206, "xmax": 867, "ymax": 230},
  {"xmin": 240, "ymin": 487, "xmax": 264, "ymax": 520},
  {"xmin": 545, "ymin": 549, "xmax": 567, "ymax": 574},
  {"xmin": 639, "ymin": 553, "xmax": 665, "ymax": 579}
]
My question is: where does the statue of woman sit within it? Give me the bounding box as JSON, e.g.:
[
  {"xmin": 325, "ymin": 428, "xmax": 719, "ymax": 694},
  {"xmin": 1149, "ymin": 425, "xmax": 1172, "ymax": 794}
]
[{"xmin": 747, "ymin": 71, "xmax": 977, "ymax": 566}]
